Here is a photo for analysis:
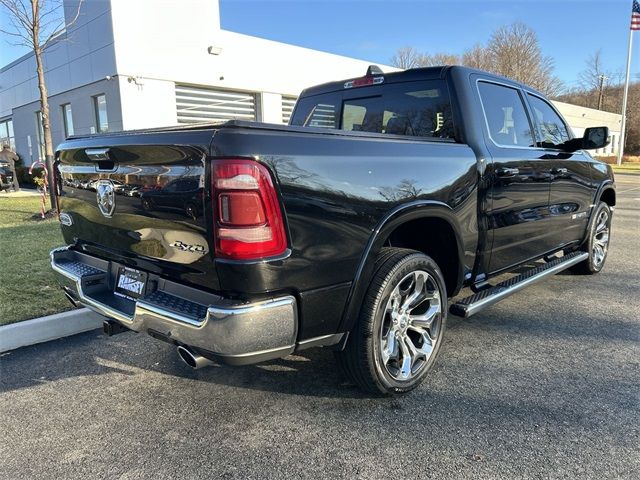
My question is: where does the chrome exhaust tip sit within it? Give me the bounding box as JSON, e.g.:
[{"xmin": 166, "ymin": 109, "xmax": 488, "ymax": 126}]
[{"xmin": 177, "ymin": 345, "xmax": 213, "ymax": 370}]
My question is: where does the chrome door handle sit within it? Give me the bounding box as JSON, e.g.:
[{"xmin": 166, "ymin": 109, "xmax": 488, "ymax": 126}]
[
  {"xmin": 551, "ymin": 167, "xmax": 568, "ymax": 175},
  {"xmin": 496, "ymin": 167, "xmax": 519, "ymax": 177}
]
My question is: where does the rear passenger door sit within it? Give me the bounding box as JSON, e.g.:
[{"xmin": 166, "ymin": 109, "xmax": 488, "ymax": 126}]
[
  {"xmin": 477, "ymin": 80, "xmax": 555, "ymax": 274},
  {"xmin": 525, "ymin": 93, "xmax": 594, "ymax": 249}
]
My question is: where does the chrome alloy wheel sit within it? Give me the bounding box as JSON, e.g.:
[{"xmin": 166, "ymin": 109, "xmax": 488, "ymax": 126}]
[
  {"xmin": 378, "ymin": 270, "xmax": 443, "ymax": 381},
  {"xmin": 592, "ymin": 209, "xmax": 610, "ymax": 268}
]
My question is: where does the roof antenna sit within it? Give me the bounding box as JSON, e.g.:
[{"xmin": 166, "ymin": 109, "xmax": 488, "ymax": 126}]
[{"xmin": 366, "ymin": 65, "xmax": 384, "ymax": 76}]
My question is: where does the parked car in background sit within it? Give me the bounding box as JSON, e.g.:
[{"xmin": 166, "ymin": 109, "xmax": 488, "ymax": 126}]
[
  {"xmin": 51, "ymin": 66, "xmax": 615, "ymax": 395},
  {"xmin": 110, "ymin": 180, "xmax": 125, "ymax": 194},
  {"xmin": 121, "ymin": 184, "xmax": 143, "ymax": 196},
  {"xmin": 0, "ymin": 162, "xmax": 15, "ymax": 191},
  {"xmin": 78, "ymin": 179, "xmax": 93, "ymax": 190},
  {"xmin": 140, "ymin": 178, "xmax": 202, "ymax": 218}
]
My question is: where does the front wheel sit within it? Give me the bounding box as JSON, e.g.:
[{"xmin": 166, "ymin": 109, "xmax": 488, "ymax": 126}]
[
  {"xmin": 335, "ymin": 248, "xmax": 447, "ymax": 395},
  {"xmin": 571, "ymin": 201, "xmax": 612, "ymax": 275}
]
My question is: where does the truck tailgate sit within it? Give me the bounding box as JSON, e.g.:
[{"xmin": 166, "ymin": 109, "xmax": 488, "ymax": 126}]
[{"xmin": 56, "ymin": 128, "xmax": 220, "ymax": 291}]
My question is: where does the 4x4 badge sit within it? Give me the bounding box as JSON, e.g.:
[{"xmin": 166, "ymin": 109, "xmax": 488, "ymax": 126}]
[{"xmin": 96, "ymin": 180, "xmax": 115, "ymax": 217}]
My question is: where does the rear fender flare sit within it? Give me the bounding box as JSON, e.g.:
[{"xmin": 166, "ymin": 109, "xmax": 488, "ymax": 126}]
[{"xmin": 338, "ymin": 200, "xmax": 465, "ymax": 334}]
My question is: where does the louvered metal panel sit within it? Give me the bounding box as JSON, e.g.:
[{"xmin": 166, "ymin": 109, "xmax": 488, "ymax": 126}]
[
  {"xmin": 176, "ymin": 85, "xmax": 256, "ymax": 124},
  {"xmin": 281, "ymin": 96, "xmax": 297, "ymax": 124}
]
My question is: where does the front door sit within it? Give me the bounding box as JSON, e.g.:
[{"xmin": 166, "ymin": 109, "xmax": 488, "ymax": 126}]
[
  {"xmin": 525, "ymin": 93, "xmax": 595, "ymax": 249},
  {"xmin": 477, "ymin": 80, "xmax": 555, "ymax": 274}
]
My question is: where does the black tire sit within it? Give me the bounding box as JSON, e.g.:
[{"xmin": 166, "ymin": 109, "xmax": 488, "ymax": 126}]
[
  {"xmin": 335, "ymin": 248, "xmax": 447, "ymax": 395},
  {"xmin": 570, "ymin": 201, "xmax": 612, "ymax": 275}
]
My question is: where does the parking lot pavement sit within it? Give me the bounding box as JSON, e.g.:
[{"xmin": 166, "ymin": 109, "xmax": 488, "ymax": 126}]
[{"xmin": 1, "ymin": 174, "xmax": 638, "ymax": 480}]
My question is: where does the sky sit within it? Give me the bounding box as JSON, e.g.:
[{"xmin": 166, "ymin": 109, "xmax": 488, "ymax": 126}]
[{"xmin": 1, "ymin": 0, "xmax": 638, "ymax": 89}]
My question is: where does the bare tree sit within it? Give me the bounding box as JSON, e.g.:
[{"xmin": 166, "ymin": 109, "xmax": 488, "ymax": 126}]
[
  {"xmin": 486, "ymin": 22, "xmax": 563, "ymax": 96},
  {"xmin": 390, "ymin": 46, "xmax": 424, "ymax": 69},
  {"xmin": 578, "ymin": 50, "xmax": 607, "ymax": 93},
  {"xmin": 389, "ymin": 22, "xmax": 562, "ymax": 96},
  {"xmin": 0, "ymin": 0, "xmax": 82, "ymax": 210},
  {"xmin": 462, "ymin": 43, "xmax": 492, "ymax": 71},
  {"xmin": 420, "ymin": 52, "xmax": 461, "ymax": 67}
]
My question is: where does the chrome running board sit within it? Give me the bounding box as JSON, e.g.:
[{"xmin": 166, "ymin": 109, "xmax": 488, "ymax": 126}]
[{"xmin": 450, "ymin": 251, "xmax": 589, "ymax": 318}]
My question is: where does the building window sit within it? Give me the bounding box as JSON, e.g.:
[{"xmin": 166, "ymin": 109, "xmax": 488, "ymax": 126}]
[
  {"xmin": 0, "ymin": 118, "xmax": 15, "ymax": 151},
  {"xmin": 62, "ymin": 103, "xmax": 75, "ymax": 137},
  {"xmin": 35, "ymin": 111, "xmax": 45, "ymax": 160},
  {"xmin": 93, "ymin": 94, "xmax": 109, "ymax": 133}
]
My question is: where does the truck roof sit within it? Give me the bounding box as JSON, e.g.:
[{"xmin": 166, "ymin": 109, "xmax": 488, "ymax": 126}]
[{"xmin": 299, "ymin": 65, "xmax": 545, "ymax": 98}]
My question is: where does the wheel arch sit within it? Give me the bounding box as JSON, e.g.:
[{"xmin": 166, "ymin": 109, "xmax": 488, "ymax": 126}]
[
  {"xmin": 599, "ymin": 186, "xmax": 616, "ymax": 207},
  {"xmin": 581, "ymin": 181, "xmax": 615, "ymax": 247},
  {"xmin": 338, "ymin": 201, "xmax": 465, "ymax": 334}
]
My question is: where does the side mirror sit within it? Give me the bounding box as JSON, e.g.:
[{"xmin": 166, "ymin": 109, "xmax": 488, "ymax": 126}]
[
  {"xmin": 582, "ymin": 126, "xmax": 609, "ymax": 150},
  {"xmin": 561, "ymin": 126, "xmax": 609, "ymax": 152}
]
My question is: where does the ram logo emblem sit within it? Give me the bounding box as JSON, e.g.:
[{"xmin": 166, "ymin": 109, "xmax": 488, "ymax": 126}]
[{"xmin": 96, "ymin": 180, "xmax": 116, "ymax": 218}]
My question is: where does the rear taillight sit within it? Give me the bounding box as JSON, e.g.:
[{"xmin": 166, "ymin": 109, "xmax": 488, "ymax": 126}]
[{"xmin": 211, "ymin": 159, "xmax": 287, "ymax": 260}]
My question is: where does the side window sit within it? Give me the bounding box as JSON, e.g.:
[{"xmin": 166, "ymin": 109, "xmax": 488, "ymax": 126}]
[
  {"xmin": 478, "ymin": 82, "xmax": 535, "ymax": 147},
  {"xmin": 526, "ymin": 94, "xmax": 570, "ymax": 148}
]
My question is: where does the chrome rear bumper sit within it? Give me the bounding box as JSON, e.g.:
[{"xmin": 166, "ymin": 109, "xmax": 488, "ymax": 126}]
[{"xmin": 50, "ymin": 246, "xmax": 297, "ymax": 365}]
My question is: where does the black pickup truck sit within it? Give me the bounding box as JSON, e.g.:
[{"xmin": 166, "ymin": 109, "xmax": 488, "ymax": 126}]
[{"xmin": 51, "ymin": 66, "xmax": 615, "ymax": 395}]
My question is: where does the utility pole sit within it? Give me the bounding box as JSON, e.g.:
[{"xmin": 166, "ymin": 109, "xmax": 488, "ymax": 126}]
[{"xmin": 597, "ymin": 74, "xmax": 607, "ymax": 110}]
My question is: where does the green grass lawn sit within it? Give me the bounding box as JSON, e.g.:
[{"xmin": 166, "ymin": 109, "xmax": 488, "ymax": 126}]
[{"xmin": 0, "ymin": 197, "xmax": 72, "ymax": 325}]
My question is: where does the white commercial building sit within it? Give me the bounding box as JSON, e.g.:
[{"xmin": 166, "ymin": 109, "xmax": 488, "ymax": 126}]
[{"xmin": 0, "ymin": 0, "xmax": 622, "ymax": 165}]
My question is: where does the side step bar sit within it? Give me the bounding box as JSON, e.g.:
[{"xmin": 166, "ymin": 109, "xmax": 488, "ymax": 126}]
[{"xmin": 450, "ymin": 251, "xmax": 589, "ymax": 318}]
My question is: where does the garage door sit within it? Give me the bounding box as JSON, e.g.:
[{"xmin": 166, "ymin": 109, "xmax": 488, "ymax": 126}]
[{"xmin": 175, "ymin": 85, "xmax": 257, "ymax": 123}]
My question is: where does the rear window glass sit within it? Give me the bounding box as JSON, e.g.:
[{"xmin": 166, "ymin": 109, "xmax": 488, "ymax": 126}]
[{"xmin": 291, "ymin": 80, "xmax": 455, "ymax": 140}]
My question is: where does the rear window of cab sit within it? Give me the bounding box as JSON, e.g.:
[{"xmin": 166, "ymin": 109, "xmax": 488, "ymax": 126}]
[{"xmin": 290, "ymin": 80, "xmax": 455, "ymax": 141}]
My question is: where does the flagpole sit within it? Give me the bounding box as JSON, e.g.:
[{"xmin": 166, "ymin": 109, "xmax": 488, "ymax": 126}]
[{"xmin": 617, "ymin": 24, "xmax": 634, "ymax": 165}]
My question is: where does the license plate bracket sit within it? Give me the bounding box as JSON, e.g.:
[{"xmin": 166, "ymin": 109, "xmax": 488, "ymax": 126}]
[{"xmin": 115, "ymin": 267, "xmax": 147, "ymax": 299}]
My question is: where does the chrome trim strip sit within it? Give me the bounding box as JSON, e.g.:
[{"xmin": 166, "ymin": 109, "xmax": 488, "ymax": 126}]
[
  {"xmin": 295, "ymin": 333, "xmax": 345, "ymax": 350},
  {"xmin": 296, "ymin": 333, "xmax": 341, "ymax": 346}
]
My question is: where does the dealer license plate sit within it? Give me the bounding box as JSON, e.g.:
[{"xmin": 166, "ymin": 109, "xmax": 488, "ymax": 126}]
[{"xmin": 115, "ymin": 267, "xmax": 147, "ymax": 299}]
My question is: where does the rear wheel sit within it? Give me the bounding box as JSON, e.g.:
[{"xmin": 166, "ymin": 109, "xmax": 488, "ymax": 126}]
[
  {"xmin": 571, "ymin": 201, "xmax": 612, "ymax": 275},
  {"xmin": 335, "ymin": 248, "xmax": 447, "ymax": 395}
]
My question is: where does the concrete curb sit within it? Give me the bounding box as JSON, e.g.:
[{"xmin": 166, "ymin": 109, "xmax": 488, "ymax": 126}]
[{"xmin": 0, "ymin": 308, "xmax": 104, "ymax": 353}]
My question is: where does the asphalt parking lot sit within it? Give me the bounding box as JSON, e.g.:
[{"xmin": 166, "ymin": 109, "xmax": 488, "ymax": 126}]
[{"xmin": 1, "ymin": 173, "xmax": 638, "ymax": 479}]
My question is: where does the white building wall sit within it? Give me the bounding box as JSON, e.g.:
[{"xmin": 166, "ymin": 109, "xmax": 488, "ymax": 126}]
[
  {"xmin": 108, "ymin": 0, "xmax": 390, "ymax": 126},
  {"xmin": 117, "ymin": 77, "xmax": 177, "ymax": 130},
  {"xmin": 260, "ymin": 93, "xmax": 285, "ymax": 124}
]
